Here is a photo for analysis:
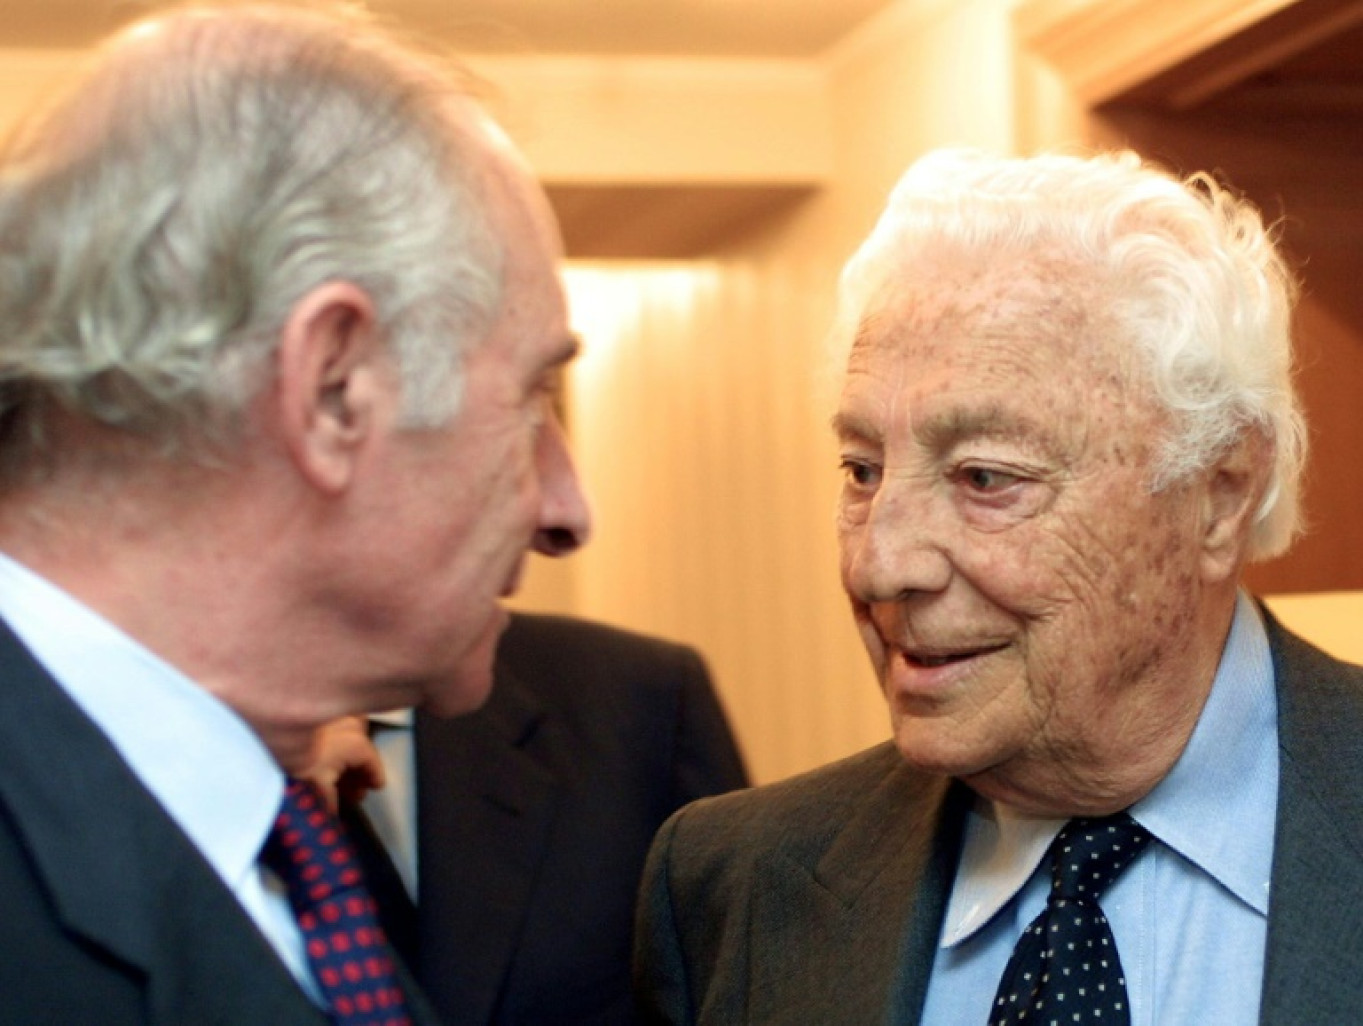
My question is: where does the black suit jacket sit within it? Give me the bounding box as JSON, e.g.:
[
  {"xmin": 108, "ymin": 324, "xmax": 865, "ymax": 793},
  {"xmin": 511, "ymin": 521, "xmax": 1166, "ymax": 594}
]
[
  {"xmin": 0, "ymin": 617, "xmax": 440, "ymax": 1025},
  {"xmin": 350, "ymin": 613, "xmax": 748, "ymax": 1026},
  {"xmin": 636, "ymin": 612, "xmax": 1363, "ymax": 1024}
]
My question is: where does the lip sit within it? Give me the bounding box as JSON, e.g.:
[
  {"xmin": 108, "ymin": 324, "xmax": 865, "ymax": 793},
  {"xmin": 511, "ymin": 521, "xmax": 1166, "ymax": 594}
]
[{"xmin": 885, "ymin": 642, "xmax": 1008, "ymax": 698}]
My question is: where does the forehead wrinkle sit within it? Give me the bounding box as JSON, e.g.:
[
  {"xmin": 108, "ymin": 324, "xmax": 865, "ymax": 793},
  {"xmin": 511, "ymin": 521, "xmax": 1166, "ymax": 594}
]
[{"xmin": 844, "ymin": 303, "xmax": 923, "ymax": 376}]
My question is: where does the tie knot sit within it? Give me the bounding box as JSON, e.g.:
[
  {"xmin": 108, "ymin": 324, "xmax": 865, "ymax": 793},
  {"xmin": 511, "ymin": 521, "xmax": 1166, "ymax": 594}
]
[
  {"xmin": 262, "ymin": 778, "xmax": 366, "ymax": 907},
  {"xmin": 1049, "ymin": 813, "xmax": 1150, "ymax": 903}
]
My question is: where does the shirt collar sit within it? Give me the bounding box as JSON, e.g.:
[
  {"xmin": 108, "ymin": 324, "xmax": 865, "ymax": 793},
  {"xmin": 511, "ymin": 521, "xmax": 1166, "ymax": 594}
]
[
  {"xmin": 940, "ymin": 805, "xmax": 1064, "ymax": 945},
  {"xmin": 369, "ymin": 707, "xmax": 413, "ymax": 729},
  {"xmin": 1131, "ymin": 591, "xmax": 1277, "ymax": 915},
  {"xmin": 940, "ymin": 592, "xmax": 1278, "ymax": 947},
  {"xmin": 0, "ymin": 552, "xmax": 284, "ymax": 893}
]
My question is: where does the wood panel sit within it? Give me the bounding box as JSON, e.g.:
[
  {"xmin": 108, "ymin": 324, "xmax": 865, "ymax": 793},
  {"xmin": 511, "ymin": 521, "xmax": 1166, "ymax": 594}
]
[
  {"xmin": 1020, "ymin": 0, "xmax": 1363, "ymax": 594},
  {"xmin": 1092, "ymin": 91, "xmax": 1363, "ymax": 594}
]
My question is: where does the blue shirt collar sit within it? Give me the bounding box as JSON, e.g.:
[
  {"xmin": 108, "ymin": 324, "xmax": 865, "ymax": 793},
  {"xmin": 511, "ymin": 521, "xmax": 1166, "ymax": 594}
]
[{"xmin": 941, "ymin": 592, "xmax": 1278, "ymax": 946}]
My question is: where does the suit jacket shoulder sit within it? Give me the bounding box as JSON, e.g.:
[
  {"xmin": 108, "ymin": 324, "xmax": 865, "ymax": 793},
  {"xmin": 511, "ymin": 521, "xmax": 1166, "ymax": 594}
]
[
  {"xmin": 495, "ymin": 613, "xmax": 748, "ymax": 808},
  {"xmin": 1261, "ymin": 612, "xmax": 1363, "ymax": 1023},
  {"xmin": 636, "ymin": 742, "xmax": 968, "ymax": 1026},
  {"xmin": 0, "ymin": 619, "xmax": 331, "ymax": 1025},
  {"xmin": 411, "ymin": 613, "xmax": 748, "ymax": 1025},
  {"xmin": 639, "ymin": 610, "xmax": 1363, "ymax": 1026}
]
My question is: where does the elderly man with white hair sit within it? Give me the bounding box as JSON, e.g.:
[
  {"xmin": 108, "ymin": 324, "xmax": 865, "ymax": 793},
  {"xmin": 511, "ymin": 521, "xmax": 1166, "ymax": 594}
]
[
  {"xmin": 636, "ymin": 149, "xmax": 1363, "ymax": 1025},
  {"xmin": 0, "ymin": 4, "xmax": 589, "ymax": 1023}
]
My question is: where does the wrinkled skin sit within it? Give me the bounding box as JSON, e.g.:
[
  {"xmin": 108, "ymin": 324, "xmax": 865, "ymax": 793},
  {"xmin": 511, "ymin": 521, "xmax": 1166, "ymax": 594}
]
[
  {"xmin": 834, "ymin": 251, "xmax": 1249, "ymax": 816},
  {"xmin": 336, "ymin": 138, "xmax": 592, "ymax": 720}
]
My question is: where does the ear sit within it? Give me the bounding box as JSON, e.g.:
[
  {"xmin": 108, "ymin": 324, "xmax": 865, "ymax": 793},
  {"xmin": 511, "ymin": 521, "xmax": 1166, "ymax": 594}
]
[
  {"xmin": 273, "ymin": 282, "xmax": 391, "ymax": 494},
  {"xmin": 1199, "ymin": 427, "xmax": 1273, "ymax": 584}
]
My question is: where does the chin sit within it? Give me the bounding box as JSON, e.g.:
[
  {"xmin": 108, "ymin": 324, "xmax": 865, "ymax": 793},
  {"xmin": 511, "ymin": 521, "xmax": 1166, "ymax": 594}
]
[
  {"xmin": 419, "ymin": 605, "xmax": 511, "ymax": 717},
  {"xmin": 419, "ymin": 635, "xmax": 500, "ymax": 717},
  {"xmin": 891, "ymin": 722, "xmax": 994, "ymax": 780},
  {"xmin": 420, "ymin": 661, "xmax": 496, "ymax": 718}
]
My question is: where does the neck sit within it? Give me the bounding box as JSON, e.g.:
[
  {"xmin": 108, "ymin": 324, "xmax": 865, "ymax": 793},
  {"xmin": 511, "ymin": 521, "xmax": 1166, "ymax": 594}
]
[{"xmin": 0, "ymin": 460, "xmax": 370, "ymax": 771}]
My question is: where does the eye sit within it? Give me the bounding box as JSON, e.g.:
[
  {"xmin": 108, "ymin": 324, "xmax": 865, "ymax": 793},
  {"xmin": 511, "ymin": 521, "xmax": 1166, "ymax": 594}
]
[
  {"xmin": 950, "ymin": 458, "xmax": 1056, "ymax": 526},
  {"xmin": 960, "ymin": 465, "xmax": 1021, "ymax": 493},
  {"xmin": 840, "ymin": 458, "xmax": 882, "ymax": 491}
]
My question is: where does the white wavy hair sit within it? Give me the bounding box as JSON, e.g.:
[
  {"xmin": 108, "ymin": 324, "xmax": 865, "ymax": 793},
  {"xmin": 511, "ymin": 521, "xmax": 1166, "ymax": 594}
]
[
  {"xmin": 0, "ymin": 3, "xmax": 504, "ymax": 475},
  {"xmin": 835, "ymin": 148, "xmax": 1305, "ymax": 561}
]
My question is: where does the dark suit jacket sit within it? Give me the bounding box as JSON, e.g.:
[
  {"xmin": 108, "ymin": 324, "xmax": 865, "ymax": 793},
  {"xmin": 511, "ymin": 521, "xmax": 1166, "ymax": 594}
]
[
  {"xmin": 635, "ymin": 613, "xmax": 1363, "ymax": 1024},
  {"xmin": 348, "ymin": 612, "xmax": 749, "ymax": 1026},
  {"xmin": 0, "ymin": 617, "xmax": 440, "ymax": 1026}
]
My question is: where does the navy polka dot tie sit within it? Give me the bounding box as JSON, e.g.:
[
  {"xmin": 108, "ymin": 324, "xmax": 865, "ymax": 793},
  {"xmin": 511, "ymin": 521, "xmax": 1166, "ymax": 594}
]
[
  {"xmin": 989, "ymin": 813, "xmax": 1150, "ymax": 1026},
  {"xmin": 261, "ymin": 778, "xmax": 413, "ymax": 1026}
]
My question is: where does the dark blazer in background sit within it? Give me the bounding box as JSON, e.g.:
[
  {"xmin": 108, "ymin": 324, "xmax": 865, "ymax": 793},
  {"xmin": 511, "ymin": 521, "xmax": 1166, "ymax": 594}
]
[
  {"xmin": 349, "ymin": 612, "xmax": 749, "ymax": 1026},
  {"xmin": 635, "ymin": 613, "xmax": 1363, "ymax": 1025},
  {"xmin": 0, "ymin": 618, "xmax": 440, "ymax": 1026}
]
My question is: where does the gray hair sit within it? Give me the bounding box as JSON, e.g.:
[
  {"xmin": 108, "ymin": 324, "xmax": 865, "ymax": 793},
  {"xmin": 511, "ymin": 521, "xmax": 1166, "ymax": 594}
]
[
  {"xmin": 0, "ymin": 3, "xmax": 504, "ymax": 477},
  {"xmin": 836, "ymin": 148, "xmax": 1305, "ymax": 561}
]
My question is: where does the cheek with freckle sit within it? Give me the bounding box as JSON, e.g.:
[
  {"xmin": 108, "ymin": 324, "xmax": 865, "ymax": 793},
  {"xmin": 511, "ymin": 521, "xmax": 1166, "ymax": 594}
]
[{"xmin": 1088, "ymin": 488, "xmax": 1202, "ymax": 680}]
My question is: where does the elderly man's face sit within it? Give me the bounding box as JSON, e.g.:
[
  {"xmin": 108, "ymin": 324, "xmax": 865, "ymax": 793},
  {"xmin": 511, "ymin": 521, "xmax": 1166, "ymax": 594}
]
[
  {"xmin": 834, "ymin": 256, "xmax": 1214, "ymax": 811},
  {"xmin": 357, "ymin": 153, "xmax": 590, "ymax": 716}
]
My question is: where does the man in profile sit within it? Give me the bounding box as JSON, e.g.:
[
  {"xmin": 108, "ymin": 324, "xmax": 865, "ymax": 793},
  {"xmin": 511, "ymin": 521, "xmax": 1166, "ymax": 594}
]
[
  {"xmin": 637, "ymin": 149, "xmax": 1363, "ymax": 1023},
  {"xmin": 0, "ymin": 4, "xmax": 589, "ymax": 1022}
]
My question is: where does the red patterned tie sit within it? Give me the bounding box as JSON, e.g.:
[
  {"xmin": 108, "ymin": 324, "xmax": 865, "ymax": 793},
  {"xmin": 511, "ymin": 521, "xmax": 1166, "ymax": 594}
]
[{"xmin": 261, "ymin": 778, "xmax": 413, "ymax": 1026}]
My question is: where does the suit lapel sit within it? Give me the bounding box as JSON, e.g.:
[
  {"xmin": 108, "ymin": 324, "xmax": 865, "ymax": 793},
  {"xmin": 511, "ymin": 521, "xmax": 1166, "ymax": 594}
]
[
  {"xmin": 0, "ymin": 622, "xmax": 327, "ymax": 1025},
  {"xmin": 1260, "ymin": 618, "xmax": 1363, "ymax": 1024},
  {"xmin": 747, "ymin": 750, "xmax": 966, "ymax": 1026},
  {"xmin": 414, "ymin": 665, "xmax": 559, "ymax": 1023}
]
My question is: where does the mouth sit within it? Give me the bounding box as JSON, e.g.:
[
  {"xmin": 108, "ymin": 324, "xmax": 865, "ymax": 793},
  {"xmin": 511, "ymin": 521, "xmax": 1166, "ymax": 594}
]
[
  {"xmin": 900, "ymin": 643, "xmax": 1008, "ymax": 669},
  {"xmin": 885, "ymin": 642, "xmax": 1009, "ymax": 701}
]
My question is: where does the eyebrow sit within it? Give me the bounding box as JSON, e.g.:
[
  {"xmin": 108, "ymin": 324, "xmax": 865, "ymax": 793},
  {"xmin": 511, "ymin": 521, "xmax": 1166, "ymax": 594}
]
[
  {"xmin": 917, "ymin": 404, "xmax": 1049, "ymax": 450},
  {"xmin": 830, "ymin": 410, "xmax": 878, "ymax": 445},
  {"xmin": 830, "ymin": 405, "xmax": 1042, "ymax": 434},
  {"xmin": 549, "ymin": 333, "xmax": 583, "ymax": 369},
  {"xmin": 533, "ymin": 334, "xmax": 582, "ymax": 393},
  {"xmin": 831, "ymin": 402, "xmax": 1060, "ymax": 458}
]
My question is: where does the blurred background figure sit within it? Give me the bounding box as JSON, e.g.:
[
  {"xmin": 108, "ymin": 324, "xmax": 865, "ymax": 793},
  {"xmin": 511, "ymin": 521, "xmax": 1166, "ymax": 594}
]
[{"xmin": 331, "ymin": 612, "xmax": 747, "ymax": 1025}]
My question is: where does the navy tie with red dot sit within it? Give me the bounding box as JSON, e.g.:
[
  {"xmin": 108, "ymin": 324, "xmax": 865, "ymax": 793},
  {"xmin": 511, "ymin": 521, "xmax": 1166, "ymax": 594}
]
[
  {"xmin": 989, "ymin": 813, "xmax": 1151, "ymax": 1026},
  {"xmin": 261, "ymin": 778, "xmax": 413, "ymax": 1026}
]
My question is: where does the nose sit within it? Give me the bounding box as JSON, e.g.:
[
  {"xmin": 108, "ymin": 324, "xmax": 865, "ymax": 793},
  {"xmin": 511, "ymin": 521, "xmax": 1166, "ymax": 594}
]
[
  {"xmin": 532, "ymin": 412, "xmax": 592, "ymax": 557},
  {"xmin": 841, "ymin": 480, "xmax": 951, "ymax": 603}
]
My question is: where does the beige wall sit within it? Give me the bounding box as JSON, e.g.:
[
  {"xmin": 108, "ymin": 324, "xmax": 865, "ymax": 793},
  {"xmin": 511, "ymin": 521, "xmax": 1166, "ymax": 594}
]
[
  {"xmin": 518, "ymin": 0, "xmax": 1026, "ymax": 783},
  {"xmin": 0, "ymin": 49, "xmax": 83, "ymax": 131}
]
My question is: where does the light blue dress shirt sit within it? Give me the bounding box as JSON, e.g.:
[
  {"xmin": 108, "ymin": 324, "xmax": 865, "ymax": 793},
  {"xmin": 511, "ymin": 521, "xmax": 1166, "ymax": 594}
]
[
  {"xmin": 0, "ymin": 552, "xmax": 320, "ymax": 1001},
  {"xmin": 920, "ymin": 592, "xmax": 1278, "ymax": 1025}
]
